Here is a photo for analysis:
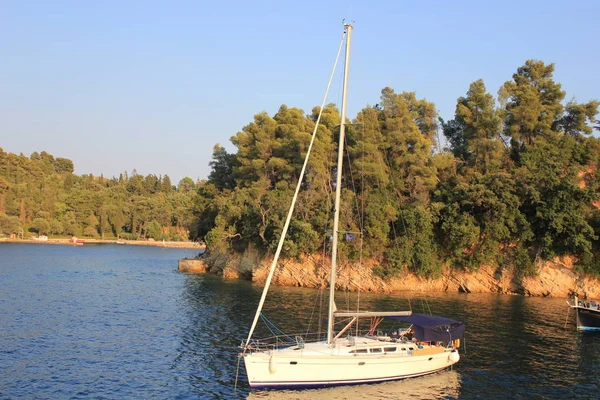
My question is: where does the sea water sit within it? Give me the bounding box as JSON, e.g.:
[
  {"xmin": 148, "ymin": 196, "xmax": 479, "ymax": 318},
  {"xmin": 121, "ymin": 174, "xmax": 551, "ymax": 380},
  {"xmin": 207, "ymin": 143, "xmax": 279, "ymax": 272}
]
[{"xmin": 1, "ymin": 243, "xmax": 598, "ymax": 399}]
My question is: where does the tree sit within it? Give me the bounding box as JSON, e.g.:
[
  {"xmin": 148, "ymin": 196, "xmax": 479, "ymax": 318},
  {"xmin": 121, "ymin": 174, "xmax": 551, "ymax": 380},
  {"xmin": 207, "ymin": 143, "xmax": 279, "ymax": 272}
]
[
  {"xmin": 146, "ymin": 220, "xmax": 162, "ymax": 240},
  {"xmin": 30, "ymin": 218, "xmax": 50, "ymax": 235},
  {"xmin": 86, "ymin": 212, "xmax": 99, "ymax": 230},
  {"xmin": 161, "ymin": 175, "xmax": 173, "ymax": 193},
  {"xmin": 499, "ymin": 60, "xmax": 565, "ymax": 148},
  {"xmin": 208, "ymin": 144, "xmax": 236, "ymax": 190},
  {"xmin": 55, "ymin": 158, "xmax": 74, "ymax": 174},
  {"xmin": 178, "ymin": 177, "xmax": 195, "ymax": 193},
  {"xmin": 0, "ymin": 176, "xmax": 8, "ymax": 214},
  {"xmin": 0, "ymin": 214, "xmax": 21, "ymax": 235},
  {"xmin": 83, "ymin": 226, "xmax": 98, "ymax": 237},
  {"xmin": 50, "ymin": 220, "xmax": 63, "ymax": 235},
  {"xmin": 515, "ymin": 134, "xmax": 597, "ymax": 261},
  {"xmin": 376, "ymin": 87, "xmax": 438, "ymax": 202},
  {"xmin": 434, "ymin": 173, "xmax": 531, "ymax": 271},
  {"xmin": 555, "ymin": 100, "xmax": 600, "ymax": 140},
  {"xmin": 443, "ymin": 79, "xmax": 505, "ymax": 174}
]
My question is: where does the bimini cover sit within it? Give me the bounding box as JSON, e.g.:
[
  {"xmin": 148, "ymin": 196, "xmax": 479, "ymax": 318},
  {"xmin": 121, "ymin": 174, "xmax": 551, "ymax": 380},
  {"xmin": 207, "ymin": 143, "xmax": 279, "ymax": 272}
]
[{"xmin": 388, "ymin": 314, "xmax": 465, "ymax": 342}]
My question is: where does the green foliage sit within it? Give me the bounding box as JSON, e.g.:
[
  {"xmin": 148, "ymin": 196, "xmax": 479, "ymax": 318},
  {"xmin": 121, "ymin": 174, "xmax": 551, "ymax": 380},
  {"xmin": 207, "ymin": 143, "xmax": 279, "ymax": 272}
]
[
  {"xmin": 83, "ymin": 225, "xmax": 98, "ymax": 237},
  {"xmin": 283, "ymin": 220, "xmax": 320, "ymax": 259},
  {"xmin": 510, "ymin": 244, "xmax": 537, "ymax": 277},
  {"xmin": 2, "ymin": 58, "xmax": 587, "ymax": 278},
  {"xmin": 515, "ymin": 134, "xmax": 597, "ymax": 259},
  {"xmin": 435, "ymin": 172, "xmax": 532, "ymax": 271},
  {"xmin": 146, "ymin": 220, "xmax": 162, "ymax": 240},
  {"xmin": 190, "ymin": 62, "xmax": 600, "ymax": 278},
  {"xmin": 208, "ymin": 144, "xmax": 236, "ymax": 190},
  {"xmin": 385, "ymin": 205, "xmax": 440, "ymax": 277},
  {"xmin": 178, "ymin": 177, "xmax": 195, "ymax": 193},
  {"xmin": 442, "ymin": 79, "xmax": 505, "ymax": 175},
  {"xmin": 499, "ymin": 60, "xmax": 566, "ymax": 148},
  {"xmin": 0, "ymin": 213, "xmax": 21, "ymax": 235},
  {"xmin": 0, "ymin": 149, "xmax": 197, "ymax": 241},
  {"xmin": 556, "ymin": 100, "xmax": 600, "ymax": 139},
  {"xmin": 30, "ymin": 218, "xmax": 50, "ymax": 235},
  {"xmin": 55, "ymin": 158, "xmax": 74, "ymax": 174}
]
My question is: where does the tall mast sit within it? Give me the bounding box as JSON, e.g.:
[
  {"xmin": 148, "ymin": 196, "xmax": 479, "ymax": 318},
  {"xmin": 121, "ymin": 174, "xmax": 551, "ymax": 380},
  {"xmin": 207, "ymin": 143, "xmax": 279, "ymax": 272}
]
[
  {"xmin": 327, "ymin": 22, "xmax": 352, "ymax": 345},
  {"xmin": 243, "ymin": 28, "xmax": 347, "ymax": 351}
]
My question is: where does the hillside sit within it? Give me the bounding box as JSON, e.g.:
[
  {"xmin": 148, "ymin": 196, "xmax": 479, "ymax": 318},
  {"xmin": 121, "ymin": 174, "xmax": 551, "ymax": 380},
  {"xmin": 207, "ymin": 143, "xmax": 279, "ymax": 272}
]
[{"xmin": 0, "ymin": 148, "xmax": 197, "ymax": 241}]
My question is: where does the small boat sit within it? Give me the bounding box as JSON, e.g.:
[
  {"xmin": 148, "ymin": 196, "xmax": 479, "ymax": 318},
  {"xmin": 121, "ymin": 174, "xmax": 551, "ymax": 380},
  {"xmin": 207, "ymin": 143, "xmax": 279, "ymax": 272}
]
[
  {"xmin": 567, "ymin": 296, "xmax": 600, "ymax": 330},
  {"xmin": 240, "ymin": 22, "xmax": 464, "ymax": 390},
  {"xmin": 69, "ymin": 236, "xmax": 85, "ymax": 245},
  {"xmin": 115, "ymin": 240, "xmax": 126, "ymax": 245}
]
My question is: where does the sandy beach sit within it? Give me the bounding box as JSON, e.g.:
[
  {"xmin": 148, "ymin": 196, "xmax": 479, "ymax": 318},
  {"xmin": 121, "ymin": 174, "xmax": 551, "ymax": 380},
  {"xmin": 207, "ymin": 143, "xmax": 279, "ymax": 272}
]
[{"xmin": 0, "ymin": 237, "xmax": 204, "ymax": 249}]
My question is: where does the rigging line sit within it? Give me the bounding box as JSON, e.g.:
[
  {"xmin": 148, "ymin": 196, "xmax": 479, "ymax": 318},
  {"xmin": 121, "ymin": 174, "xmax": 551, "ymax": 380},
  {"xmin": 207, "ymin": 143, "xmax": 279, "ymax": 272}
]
[
  {"xmin": 315, "ymin": 170, "xmax": 333, "ymax": 340},
  {"xmin": 343, "ymin": 127, "xmax": 361, "ymax": 231},
  {"xmin": 243, "ymin": 29, "xmax": 348, "ymax": 350},
  {"xmin": 356, "ymin": 121, "xmax": 365, "ymax": 324},
  {"xmin": 306, "ymin": 275, "xmax": 322, "ymax": 336},
  {"xmin": 339, "ymin": 125, "xmax": 366, "ymax": 302},
  {"xmin": 318, "ymin": 286, "xmax": 324, "ymax": 340},
  {"xmin": 260, "ymin": 314, "xmax": 295, "ymax": 342},
  {"xmin": 373, "ymin": 118, "xmax": 405, "ymax": 242}
]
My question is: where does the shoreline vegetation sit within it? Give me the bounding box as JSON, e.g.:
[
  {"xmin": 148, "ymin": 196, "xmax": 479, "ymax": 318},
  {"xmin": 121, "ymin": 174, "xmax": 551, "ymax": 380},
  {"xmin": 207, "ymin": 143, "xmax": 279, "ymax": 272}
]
[
  {"xmin": 1, "ymin": 237, "xmax": 204, "ymax": 249},
  {"xmin": 190, "ymin": 60, "xmax": 600, "ymax": 288},
  {"xmin": 0, "ymin": 148, "xmax": 198, "ymax": 246},
  {"xmin": 3, "ymin": 60, "xmax": 600, "ymax": 296}
]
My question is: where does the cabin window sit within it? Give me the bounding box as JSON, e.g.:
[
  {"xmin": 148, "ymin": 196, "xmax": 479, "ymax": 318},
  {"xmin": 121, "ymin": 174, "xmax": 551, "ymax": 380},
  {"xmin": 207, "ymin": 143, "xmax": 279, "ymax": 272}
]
[
  {"xmin": 349, "ymin": 349, "xmax": 368, "ymax": 354},
  {"xmin": 408, "ymin": 347, "xmax": 414, "ymax": 350},
  {"xmin": 401, "ymin": 348, "xmax": 406, "ymax": 351},
  {"xmin": 384, "ymin": 347, "xmax": 396, "ymax": 352},
  {"xmin": 290, "ymin": 361, "xmax": 297, "ymax": 365},
  {"xmin": 370, "ymin": 348, "xmax": 382, "ymax": 353}
]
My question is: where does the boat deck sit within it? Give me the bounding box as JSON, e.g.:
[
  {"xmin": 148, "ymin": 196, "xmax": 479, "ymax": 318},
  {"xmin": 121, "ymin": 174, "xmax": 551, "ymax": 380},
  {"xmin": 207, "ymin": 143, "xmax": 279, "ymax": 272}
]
[{"xmin": 251, "ymin": 335, "xmax": 451, "ymax": 358}]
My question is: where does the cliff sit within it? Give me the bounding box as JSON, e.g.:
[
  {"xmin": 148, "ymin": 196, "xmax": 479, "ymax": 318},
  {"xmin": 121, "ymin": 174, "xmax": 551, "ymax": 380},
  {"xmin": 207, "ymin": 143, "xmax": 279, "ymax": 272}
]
[{"xmin": 178, "ymin": 252, "xmax": 600, "ymax": 299}]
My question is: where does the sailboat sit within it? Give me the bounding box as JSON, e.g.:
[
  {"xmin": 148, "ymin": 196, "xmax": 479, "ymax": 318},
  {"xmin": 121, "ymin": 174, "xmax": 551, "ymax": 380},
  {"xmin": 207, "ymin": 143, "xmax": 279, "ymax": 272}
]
[{"xmin": 240, "ymin": 22, "xmax": 464, "ymax": 389}]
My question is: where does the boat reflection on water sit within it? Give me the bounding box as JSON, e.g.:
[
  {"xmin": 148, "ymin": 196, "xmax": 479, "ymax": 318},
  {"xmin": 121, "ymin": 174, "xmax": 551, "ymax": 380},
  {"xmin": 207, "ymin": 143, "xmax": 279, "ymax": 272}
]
[{"xmin": 247, "ymin": 370, "xmax": 461, "ymax": 400}]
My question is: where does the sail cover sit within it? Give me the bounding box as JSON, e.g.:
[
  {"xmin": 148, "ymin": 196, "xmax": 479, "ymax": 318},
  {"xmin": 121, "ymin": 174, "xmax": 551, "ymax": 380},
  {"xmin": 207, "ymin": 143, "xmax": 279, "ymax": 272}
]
[{"xmin": 388, "ymin": 314, "xmax": 465, "ymax": 342}]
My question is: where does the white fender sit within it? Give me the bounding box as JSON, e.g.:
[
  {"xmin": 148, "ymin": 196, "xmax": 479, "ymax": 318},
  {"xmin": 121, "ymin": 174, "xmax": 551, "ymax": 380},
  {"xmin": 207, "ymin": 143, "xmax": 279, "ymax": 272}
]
[
  {"xmin": 448, "ymin": 351, "xmax": 460, "ymax": 363},
  {"xmin": 269, "ymin": 355, "xmax": 277, "ymax": 373}
]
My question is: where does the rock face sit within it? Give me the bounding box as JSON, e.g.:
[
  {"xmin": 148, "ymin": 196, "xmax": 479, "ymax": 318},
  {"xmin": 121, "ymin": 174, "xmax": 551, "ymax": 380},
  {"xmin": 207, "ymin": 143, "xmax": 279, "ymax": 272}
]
[
  {"xmin": 178, "ymin": 258, "xmax": 209, "ymax": 273},
  {"xmin": 180, "ymin": 253, "xmax": 600, "ymax": 299}
]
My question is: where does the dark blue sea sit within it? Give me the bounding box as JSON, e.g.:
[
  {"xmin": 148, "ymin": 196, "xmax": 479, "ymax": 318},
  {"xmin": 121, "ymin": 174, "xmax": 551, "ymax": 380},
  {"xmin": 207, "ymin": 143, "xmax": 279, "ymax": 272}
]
[{"xmin": 1, "ymin": 243, "xmax": 598, "ymax": 399}]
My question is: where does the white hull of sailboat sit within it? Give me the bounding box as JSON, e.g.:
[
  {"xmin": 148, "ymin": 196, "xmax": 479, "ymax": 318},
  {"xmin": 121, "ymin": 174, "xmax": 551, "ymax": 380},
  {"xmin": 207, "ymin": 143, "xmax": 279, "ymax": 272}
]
[{"xmin": 243, "ymin": 340, "xmax": 460, "ymax": 389}]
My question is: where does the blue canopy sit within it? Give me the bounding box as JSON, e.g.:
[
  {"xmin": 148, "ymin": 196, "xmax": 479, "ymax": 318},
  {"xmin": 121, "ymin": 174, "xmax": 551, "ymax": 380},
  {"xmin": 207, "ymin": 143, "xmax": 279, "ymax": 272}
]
[{"xmin": 388, "ymin": 313, "xmax": 465, "ymax": 342}]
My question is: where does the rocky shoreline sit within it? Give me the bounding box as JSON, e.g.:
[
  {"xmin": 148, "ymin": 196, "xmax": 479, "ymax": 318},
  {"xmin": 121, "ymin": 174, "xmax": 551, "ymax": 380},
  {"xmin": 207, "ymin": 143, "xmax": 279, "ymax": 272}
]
[
  {"xmin": 1, "ymin": 237, "xmax": 204, "ymax": 249},
  {"xmin": 178, "ymin": 252, "xmax": 600, "ymax": 299}
]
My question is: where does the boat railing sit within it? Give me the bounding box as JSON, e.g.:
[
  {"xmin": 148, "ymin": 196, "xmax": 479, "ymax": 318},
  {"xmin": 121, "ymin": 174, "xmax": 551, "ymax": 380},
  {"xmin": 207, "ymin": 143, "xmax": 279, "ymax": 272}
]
[
  {"xmin": 243, "ymin": 329, "xmax": 415, "ymax": 352},
  {"xmin": 567, "ymin": 299, "xmax": 600, "ymax": 310},
  {"xmin": 243, "ymin": 332, "xmax": 327, "ymax": 351}
]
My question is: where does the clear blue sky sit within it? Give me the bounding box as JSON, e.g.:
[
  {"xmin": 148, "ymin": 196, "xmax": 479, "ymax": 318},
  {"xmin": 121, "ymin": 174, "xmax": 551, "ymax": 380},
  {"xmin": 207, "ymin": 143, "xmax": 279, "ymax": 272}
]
[{"xmin": 2, "ymin": 0, "xmax": 598, "ymax": 183}]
